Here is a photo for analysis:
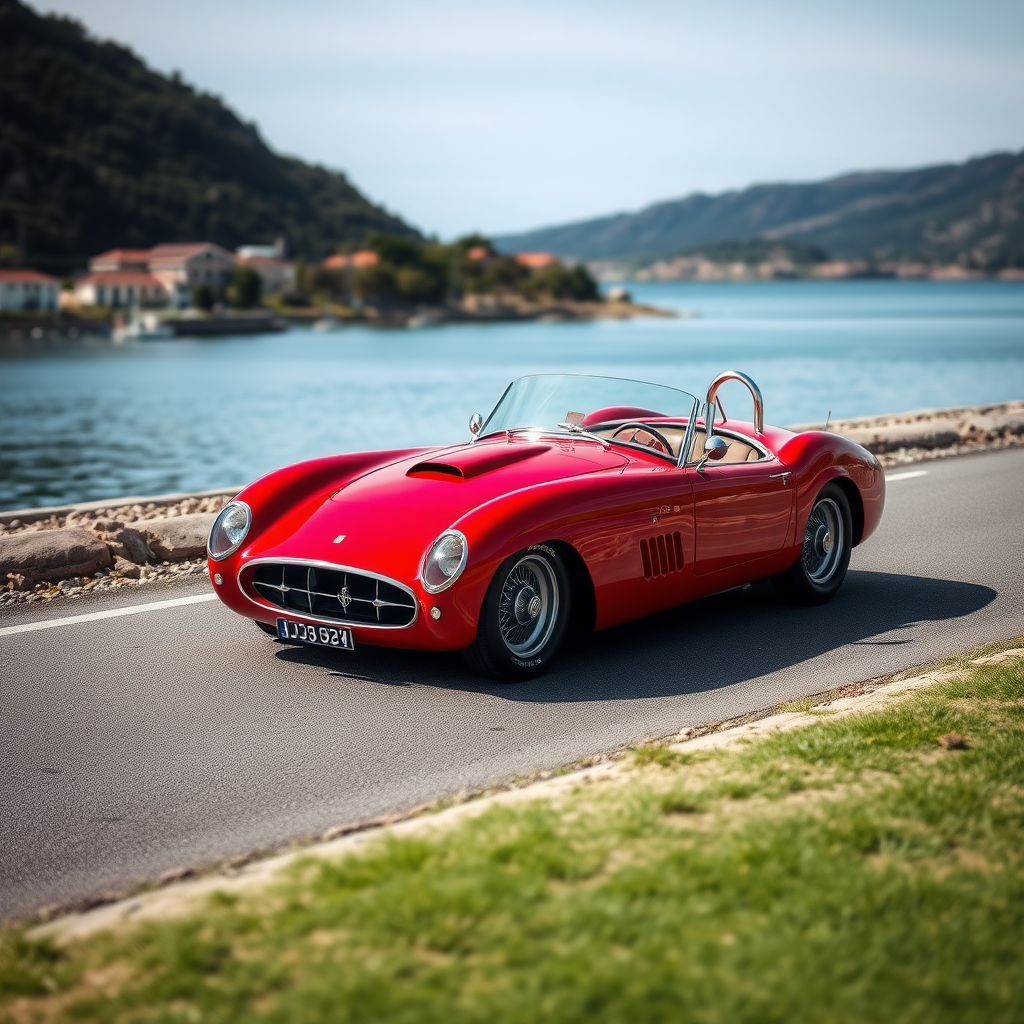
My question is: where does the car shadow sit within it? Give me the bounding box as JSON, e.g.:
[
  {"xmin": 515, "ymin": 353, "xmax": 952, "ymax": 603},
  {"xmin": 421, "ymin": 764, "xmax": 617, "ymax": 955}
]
[{"xmin": 271, "ymin": 570, "xmax": 996, "ymax": 703}]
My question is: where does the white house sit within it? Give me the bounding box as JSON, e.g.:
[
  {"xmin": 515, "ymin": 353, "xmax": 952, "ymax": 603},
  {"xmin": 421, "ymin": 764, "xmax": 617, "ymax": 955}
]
[
  {"xmin": 148, "ymin": 242, "xmax": 237, "ymax": 307},
  {"xmin": 0, "ymin": 269, "xmax": 60, "ymax": 311},
  {"xmin": 235, "ymin": 255, "xmax": 295, "ymax": 295}
]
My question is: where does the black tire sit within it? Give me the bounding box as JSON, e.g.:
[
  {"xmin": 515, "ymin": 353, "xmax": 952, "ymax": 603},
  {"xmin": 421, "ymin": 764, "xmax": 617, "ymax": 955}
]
[
  {"xmin": 254, "ymin": 620, "xmax": 278, "ymax": 637},
  {"xmin": 771, "ymin": 482, "xmax": 853, "ymax": 606},
  {"xmin": 463, "ymin": 544, "xmax": 571, "ymax": 681}
]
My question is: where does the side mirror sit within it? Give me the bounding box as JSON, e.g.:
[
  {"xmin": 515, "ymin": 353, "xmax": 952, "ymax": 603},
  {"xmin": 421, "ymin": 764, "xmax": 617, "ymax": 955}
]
[
  {"xmin": 697, "ymin": 435, "xmax": 729, "ymax": 469},
  {"xmin": 469, "ymin": 413, "xmax": 483, "ymax": 436},
  {"xmin": 705, "ymin": 436, "xmax": 729, "ymax": 460}
]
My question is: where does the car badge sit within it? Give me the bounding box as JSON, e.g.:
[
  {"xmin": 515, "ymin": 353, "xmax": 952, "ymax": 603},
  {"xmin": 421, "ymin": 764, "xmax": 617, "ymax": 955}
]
[
  {"xmin": 333, "ymin": 535, "xmax": 346, "ymax": 544},
  {"xmin": 337, "ymin": 586, "xmax": 352, "ymax": 610}
]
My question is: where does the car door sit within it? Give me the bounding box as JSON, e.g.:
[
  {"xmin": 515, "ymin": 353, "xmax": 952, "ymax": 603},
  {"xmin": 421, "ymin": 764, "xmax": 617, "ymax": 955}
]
[
  {"xmin": 571, "ymin": 461, "xmax": 696, "ymax": 629},
  {"xmin": 689, "ymin": 459, "xmax": 793, "ymax": 576}
]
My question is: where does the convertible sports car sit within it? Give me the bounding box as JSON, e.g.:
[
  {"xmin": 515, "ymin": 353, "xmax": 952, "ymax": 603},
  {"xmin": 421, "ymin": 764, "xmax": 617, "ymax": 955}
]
[{"xmin": 208, "ymin": 372, "xmax": 884, "ymax": 680}]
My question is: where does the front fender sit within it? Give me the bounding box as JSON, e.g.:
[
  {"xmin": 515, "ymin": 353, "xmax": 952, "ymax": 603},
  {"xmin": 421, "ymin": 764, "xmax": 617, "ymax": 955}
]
[{"xmin": 210, "ymin": 449, "xmax": 431, "ymax": 581}]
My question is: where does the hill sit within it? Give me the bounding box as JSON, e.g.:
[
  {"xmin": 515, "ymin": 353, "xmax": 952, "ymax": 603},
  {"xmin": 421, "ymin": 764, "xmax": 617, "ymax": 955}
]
[
  {"xmin": 0, "ymin": 0, "xmax": 419, "ymax": 273},
  {"xmin": 495, "ymin": 150, "xmax": 1024, "ymax": 270}
]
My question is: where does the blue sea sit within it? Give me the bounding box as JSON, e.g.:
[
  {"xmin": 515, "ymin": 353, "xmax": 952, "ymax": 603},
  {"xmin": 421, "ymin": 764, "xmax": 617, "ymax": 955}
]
[{"xmin": 2, "ymin": 280, "xmax": 1022, "ymax": 509}]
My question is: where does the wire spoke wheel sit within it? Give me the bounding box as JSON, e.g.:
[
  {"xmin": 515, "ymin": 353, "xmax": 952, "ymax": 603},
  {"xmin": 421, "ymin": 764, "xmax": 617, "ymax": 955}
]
[
  {"xmin": 802, "ymin": 497, "xmax": 844, "ymax": 584},
  {"xmin": 497, "ymin": 554, "xmax": 559, "ymax": 659},
  {"xmin": 771, "ymin": 482, "xmax": 853, "ymax": 607}
]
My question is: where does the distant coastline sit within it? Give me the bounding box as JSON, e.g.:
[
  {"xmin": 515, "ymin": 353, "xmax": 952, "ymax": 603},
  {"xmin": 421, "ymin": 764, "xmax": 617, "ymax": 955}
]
[{"xmin": 590, "ymin": 255, "xmax": 1024, "ymax": 284}]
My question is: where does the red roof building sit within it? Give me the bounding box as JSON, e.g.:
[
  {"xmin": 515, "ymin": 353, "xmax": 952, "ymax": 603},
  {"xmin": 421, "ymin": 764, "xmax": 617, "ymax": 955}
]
[
  {"xmin": 89, "ymin": 249, "xmax": 152, "ymax": 273},
  {"xmin": 323, "ymin": 251, "xmax": 379, "ymax": 271},
  {"xmin": 0, "ymin": 268, "xmax": 60, "ymax": 311},
  {"xmin": 514, "ymin": 252, "xmax": 560, "ymax": 269},
  {"xmin": 147, "ymin": 243, "xmax": 236, "ymax": 305},
  {"xmin": 74, "ymin": 271, "xmax": 168, "ymax": 309}
]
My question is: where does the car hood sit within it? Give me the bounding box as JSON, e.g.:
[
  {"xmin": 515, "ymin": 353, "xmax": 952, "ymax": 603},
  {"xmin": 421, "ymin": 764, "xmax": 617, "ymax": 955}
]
[{"xmin": 247, "ymin": 436, "xmax": 629, "ymax": 579}]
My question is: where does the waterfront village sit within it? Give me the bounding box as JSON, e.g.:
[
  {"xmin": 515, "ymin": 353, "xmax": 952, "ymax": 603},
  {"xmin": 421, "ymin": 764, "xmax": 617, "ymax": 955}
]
[{"xmin": 0, "ymin": 237, "xmax": 650, "ymax": 337}]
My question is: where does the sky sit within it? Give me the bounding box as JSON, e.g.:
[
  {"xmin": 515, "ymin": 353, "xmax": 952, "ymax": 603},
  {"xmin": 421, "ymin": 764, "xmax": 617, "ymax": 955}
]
[{"xmin": 31, "ymin": 0, "xmax": 1024, "ymax": 240}]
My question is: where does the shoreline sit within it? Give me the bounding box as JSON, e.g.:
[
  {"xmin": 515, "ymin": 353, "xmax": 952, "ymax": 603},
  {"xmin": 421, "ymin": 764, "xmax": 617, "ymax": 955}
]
[
  {"xmin": 0, "ymin": 297, "xmax": 670, "ymax": 340},
  {"xmin": 2, "ymin": 399, "xmax": 1022, "ymax": 608}
]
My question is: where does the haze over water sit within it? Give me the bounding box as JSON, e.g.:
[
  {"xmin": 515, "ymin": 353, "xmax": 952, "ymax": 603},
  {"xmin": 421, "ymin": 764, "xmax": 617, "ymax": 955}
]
[{"xmin": 2, "ymin": 280, "xmax": 1023, "ymax": 509}]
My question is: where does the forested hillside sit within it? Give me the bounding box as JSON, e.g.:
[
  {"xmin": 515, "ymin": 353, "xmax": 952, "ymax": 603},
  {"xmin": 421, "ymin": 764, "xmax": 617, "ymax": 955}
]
[
  {"xmin": 0, "ymin": 0, "xmax": 419, "ymax": 273},
  {"xmin": 496, "ymin": 150, "xmax": 1024, "ymax": 269}
]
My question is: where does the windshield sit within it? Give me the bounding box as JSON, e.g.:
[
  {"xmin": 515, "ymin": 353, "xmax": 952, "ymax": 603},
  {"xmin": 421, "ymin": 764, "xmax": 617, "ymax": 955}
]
[{"xmin": 479, "ymin": 374, "xmax": 699, "ymax": 451}]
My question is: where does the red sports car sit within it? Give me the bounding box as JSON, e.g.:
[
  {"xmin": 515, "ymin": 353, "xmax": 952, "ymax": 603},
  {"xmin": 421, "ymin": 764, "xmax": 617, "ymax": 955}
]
[{"xmin": 208, "ymin": 372, "xmax": 884, "ymax": 680}]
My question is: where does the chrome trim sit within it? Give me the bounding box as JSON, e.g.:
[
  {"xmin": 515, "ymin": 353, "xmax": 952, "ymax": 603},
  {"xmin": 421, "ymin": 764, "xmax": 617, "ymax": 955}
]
[
  {"xmin": 705, "ymin": 370, "xmax": 764, "ymax": 435},
  {"xmin": 676, "ymin": 397, "xmax": 700, "ymax": 469},
  {"xmin": 682, "ymin": 426, "xmax": 773, "ymax": 468},
  {"xmin": 420, "ymin": 529, "xmax": 469, "ymax": 594},
  {"xmin": 237, "ymin": 556, "xmax": 419, "ymax": 630},
  {"xmin": 207, "ymin": 500, "xmax": 252, "ymax": 562}
]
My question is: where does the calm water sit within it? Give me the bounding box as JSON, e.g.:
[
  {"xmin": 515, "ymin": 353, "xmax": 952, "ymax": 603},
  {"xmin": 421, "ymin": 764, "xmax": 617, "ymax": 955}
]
[{"xmin": 2, "ymin": 280, "xmax": 1023, "ymax": 509}]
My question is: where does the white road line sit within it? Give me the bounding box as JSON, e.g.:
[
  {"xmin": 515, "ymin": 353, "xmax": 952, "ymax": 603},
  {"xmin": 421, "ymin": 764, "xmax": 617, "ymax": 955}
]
[
  {"xmin": 885, "ymin": 469, "xmax": 929, "ymax": 482},
  {"xmin": 0, "ymin": 593, "xmax": 217, "ymax": 638}
]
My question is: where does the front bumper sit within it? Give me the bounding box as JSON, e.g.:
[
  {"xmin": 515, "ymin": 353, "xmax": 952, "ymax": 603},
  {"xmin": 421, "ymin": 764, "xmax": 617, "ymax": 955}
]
[{"xmin": 210, "ymin": 551, "xmax": 484, "ymax": 652}]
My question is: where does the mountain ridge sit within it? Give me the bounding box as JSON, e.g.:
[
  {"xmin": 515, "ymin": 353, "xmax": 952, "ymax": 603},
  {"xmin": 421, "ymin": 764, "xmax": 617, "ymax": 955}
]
[
  {"xmin": 494, "ymin": 150, "xmax": 1024, "ymax": 269},
  {"xmin": 0, "ymin": 0, "xmax": 419, "ymax": 273}
]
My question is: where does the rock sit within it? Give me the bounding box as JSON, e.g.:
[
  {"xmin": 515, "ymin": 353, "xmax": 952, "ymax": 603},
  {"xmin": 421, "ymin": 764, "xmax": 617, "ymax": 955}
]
[
  {"xmin": 0, "ymin": 528, "xmax": 112, "ymax": 582},
  {"xmin": 157, "ymin": 866, "xmax": 195, "ymax": 886},
  {"xmin": 113, "ymin": 556, "xmax": 142, "ymax": 579},
  {"xmin": 958, "ymin": 412, "xmax": 1024, "ymax": 440},
  {"xmin": 842, "ymin": 422, "xmax": 961, "ymax": 453},
  {"xmin": 6, "ymin": 572, "xmax": 28, "ymax": 591},
  {"xmin": 90, "ymin": 522, "xmax": 154, "ymax": 564},
  {"xmin": 139, "ymin": 513, "xmax": 216, "ymax": 561}
]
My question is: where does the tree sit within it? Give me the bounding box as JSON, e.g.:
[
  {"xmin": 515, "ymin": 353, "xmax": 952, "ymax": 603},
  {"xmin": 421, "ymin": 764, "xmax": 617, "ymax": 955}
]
[
  {"xmin": 396, "ymin": 266, "xmax": 442, "ymax": 303},
  {"xmin": 518, "ymin": 263, "xmax": 598, "ymax": 302},
  {"xmin": 227, "ymin": 266, "xmax": 261, "ymax": 309},
  {"xmin": 353, "ymin": 263, "xmax": 397, "ymax": 302},
  {"xmin": 192, "ymin": 283, "xmax": 215, "ymax": 311}
]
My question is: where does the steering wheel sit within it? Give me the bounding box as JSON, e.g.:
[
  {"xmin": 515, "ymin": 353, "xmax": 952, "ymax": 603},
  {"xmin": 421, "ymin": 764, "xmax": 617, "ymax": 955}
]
[{"xmin": 610, "ymin": 422, "xmax": 674, "ymax": 456}]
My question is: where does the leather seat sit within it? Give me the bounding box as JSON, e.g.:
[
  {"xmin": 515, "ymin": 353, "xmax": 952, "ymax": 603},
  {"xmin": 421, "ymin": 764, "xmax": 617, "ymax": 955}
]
[{"xmin": 688, "ymin": 429, "xmax": 761, "ymax": 464}]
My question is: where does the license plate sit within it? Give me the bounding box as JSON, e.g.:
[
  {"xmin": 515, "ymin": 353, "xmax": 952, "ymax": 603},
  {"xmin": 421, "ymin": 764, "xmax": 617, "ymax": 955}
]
[{"xmin": 276, "ymin": 618, "xmax": 354, "ymax": 650}]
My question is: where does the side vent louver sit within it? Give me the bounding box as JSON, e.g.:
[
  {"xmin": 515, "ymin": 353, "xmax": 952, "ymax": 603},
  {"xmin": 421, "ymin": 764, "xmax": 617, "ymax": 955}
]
[{"xmin": 640, "ymin": 531, "xmax": 684, "ymax": 580}]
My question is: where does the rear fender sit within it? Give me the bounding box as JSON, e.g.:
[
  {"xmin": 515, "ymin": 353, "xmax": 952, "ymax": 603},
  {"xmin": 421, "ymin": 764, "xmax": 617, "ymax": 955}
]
[{"xmin": 779, "ymin": 432, "xmax": 885, "ymax": 547}]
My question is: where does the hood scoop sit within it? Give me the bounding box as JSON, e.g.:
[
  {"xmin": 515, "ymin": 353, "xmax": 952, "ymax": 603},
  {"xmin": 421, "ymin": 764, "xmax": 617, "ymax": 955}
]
[{"xmin": 407, "ymin": 443, "xmax": 551, "ymax": 481}]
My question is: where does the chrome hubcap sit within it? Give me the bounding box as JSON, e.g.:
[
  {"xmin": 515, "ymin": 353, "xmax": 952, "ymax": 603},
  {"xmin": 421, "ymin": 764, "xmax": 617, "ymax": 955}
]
[
  {"xmin": 498, "ymin": 555, "xmax": 558, "ymax": 658},
  {"xmin": 803, "ymin": 498, "xmax": 844, "ymax": 585}
]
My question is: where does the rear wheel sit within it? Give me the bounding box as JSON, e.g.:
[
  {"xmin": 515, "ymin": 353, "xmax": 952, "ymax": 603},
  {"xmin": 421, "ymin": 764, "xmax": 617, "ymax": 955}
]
[
  {"xmin": 771, "ymin": 482, "xmax": 852, "ymax": 606},
  {"xmin": 464, "ymin": 545, "xmax": 571, "ymax": 681}
]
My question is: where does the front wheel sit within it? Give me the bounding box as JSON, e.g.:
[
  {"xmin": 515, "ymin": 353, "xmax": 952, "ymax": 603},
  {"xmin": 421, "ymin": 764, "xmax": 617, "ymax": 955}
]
[
  {"xmin": 463, "ymin": 545, "xmax": 571, "ymax": 681},
  {"xmin": 771, "ymin": 482, "xmax": 852, "ymax": 606}
]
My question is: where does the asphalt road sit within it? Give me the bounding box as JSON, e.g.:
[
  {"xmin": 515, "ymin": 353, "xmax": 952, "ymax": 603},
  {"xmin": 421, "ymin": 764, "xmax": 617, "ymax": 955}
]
[{"xmin": 2, "ymin": 448, "xmax": 1023, "ymax": 919}]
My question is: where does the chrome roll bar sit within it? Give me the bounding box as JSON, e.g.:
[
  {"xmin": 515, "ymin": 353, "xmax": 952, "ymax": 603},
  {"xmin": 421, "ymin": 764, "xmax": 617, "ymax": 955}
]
[{"xmin": 705, "ymin": 370, "xmax": 764, "ymax": 436}]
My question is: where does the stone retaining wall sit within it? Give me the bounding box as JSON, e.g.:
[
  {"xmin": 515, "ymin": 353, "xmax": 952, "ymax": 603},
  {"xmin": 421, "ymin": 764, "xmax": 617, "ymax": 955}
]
[
  {"xmin": 2, "ymin": 399, "xmax": 1022, "ymax": 606},
  {"xmin": 789, "ymin": 399, "xmax": 1024, "ymax": 465}
]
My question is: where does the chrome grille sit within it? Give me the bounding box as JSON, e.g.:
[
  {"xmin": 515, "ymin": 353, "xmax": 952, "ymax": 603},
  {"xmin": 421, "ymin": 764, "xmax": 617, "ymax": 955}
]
[
  {"xmin": 640, "ymin": 531, "xmax": 684, "ymax": 580},
  {"xmin": 250, "ymin": 562, "xmax": 417, "ymax": 627}
]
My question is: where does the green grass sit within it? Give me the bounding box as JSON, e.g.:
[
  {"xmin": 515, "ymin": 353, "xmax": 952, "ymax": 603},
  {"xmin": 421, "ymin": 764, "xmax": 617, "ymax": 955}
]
[{"xmin": 3, "ymin": 654, "xmax": 1024, "ymax": 1023}]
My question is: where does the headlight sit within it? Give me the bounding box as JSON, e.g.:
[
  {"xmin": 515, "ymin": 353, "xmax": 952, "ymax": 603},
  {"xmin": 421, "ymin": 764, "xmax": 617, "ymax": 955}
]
[
  {"xmin": 421, "ymin": 530, "xmax": 468, "ymax": 593},
  {"xmin": 207, "ymin": 500, "xmax": 252, "ymax": 561}
]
